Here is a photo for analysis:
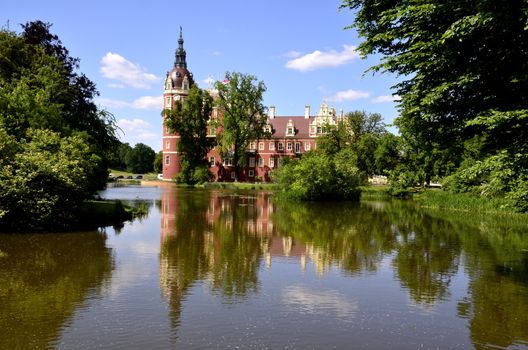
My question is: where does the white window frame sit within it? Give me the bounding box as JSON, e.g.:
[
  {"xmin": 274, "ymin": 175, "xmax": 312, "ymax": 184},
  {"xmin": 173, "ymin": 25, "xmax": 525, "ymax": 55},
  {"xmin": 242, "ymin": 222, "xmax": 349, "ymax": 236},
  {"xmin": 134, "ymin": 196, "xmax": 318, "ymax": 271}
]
[
  {"xmin": 258, "ymin": 157, "xmax": 264, "ymax": 167},
  {"xmin": 295, "ymin": 142, "xmax": 301, "ymax": 153},
  {"xmin": 287, "ymin": 142, "xmax": 292, "ymax": 151},
  {"xmin": 305, "ymin": 142, "xmax": 311, "ymax": 151},
  {"xmin": 249, "ymin": 157, "xmax": 255, "ymax": 167},
  {"xmin": 249, "ymin": 142, "xmax": 256, "ymax": 150},
  {"xmin": 269, "ymin": 158, "xmax": 275, "ymax": 168},
  {"xmin": 278, "ymin": 142, "xmax": 284, "ymax": 151},
  {"xmin": 248, "ymin": 169, "xmax": 254, "ymax": 177},
  {"xmin": 269, "ymin": 141, "xmax": 275, "ymax": 150},
  {"xmin": 258, "ymin": 142, "xmax": 265, "ymax": 151},
  {"xmin": 210, "ymin": 156, "xmax": 215, "ymax": 167},
  {"xmin": 165, "ymin": 141, "xmax": 170, "ymax": 150}
]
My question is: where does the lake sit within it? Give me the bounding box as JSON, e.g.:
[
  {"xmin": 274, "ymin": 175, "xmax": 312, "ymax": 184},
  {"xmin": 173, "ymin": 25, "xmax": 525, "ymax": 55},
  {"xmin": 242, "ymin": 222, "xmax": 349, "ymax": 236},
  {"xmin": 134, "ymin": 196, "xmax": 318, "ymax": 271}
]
[{"xmin": 1, "ymin": 184, "xmax": 527, "ymax": 349}]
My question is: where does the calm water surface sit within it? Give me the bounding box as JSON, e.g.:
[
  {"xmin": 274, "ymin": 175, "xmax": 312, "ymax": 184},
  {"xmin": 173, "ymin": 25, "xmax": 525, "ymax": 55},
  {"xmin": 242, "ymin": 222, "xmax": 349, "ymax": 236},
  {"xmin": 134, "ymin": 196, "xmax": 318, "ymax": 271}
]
[{"xmin": 1, "ymin": 184, "xmax": 527, "ymax": 349}]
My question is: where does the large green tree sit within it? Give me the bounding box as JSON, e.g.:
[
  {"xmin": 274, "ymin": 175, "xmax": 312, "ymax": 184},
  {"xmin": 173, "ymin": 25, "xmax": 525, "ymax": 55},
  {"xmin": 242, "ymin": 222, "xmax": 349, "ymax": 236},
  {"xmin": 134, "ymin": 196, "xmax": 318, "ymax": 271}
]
[
  {"xmin": 163, "ymin": 85, "xmax": 214, "ymax": 184},
  {"xmin": 214, "ymin": 72, "xmax": 269, "ymax": 181},
  {"xmin": 0, "ymin": 21, "xmax": 118, "ymax": 191},
  {"xmin": 341, "ymin": 0, "xmax": 528, "ymax": 201},
  {"xmin": 125, "ymin": 143, "xmax": 156, "ymax": 174},
  {"xmin": 0, "ymin": 21, "xmax": 119, "ymax": 230}
]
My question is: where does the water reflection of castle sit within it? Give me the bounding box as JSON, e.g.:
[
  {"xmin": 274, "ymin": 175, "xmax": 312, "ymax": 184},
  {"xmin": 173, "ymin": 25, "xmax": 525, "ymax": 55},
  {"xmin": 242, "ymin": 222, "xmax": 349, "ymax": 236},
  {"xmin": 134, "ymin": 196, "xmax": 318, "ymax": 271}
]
[{"xmin": 159, "ymin": 187, "xmax": 333, "ymax": 285}]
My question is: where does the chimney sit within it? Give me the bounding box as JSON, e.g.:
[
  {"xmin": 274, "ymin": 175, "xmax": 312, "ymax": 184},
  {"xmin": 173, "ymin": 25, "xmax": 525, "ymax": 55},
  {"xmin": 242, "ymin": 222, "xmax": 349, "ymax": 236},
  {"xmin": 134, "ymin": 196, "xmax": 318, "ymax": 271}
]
[
  {"xmin": 269, "ymin": 105, "xmax": 275, "ymax": 119},
  {"xmin": 304, "ymin": 105, "xmax": 310, "ymax": 119}
]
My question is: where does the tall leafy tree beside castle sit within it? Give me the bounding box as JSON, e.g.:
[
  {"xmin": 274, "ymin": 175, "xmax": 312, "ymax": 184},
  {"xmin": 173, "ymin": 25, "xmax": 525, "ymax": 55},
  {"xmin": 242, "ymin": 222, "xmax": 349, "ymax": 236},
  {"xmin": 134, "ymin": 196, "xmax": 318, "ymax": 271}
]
[
  {"xmin": 341, "ymin": 0, "xmax": 528, "ymax": 209},
  {"xmin": 163, "ymin": 85, "xmax": 215, "ymax": 184},
  {"xmin": 214, "ymin": 72, "xmax": 269, "ymax": 181}
]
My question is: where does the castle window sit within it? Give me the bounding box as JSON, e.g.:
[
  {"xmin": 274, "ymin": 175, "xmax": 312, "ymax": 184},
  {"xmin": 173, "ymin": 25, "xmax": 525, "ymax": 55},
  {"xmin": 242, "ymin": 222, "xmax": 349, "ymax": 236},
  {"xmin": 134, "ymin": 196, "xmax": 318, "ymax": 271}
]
[
  {"xmin": 165, "ymin": 155, "xmax": 170, "ymax": 165},
  {"xmin": 286, "ymin": 119, "xmax": 295, "ymax": 136},
  {"xmin": 295, "ymin": 142, "xmax": 301, "ymax": 153},
  {"xmin": 249, "ymin": 142, "xmax": 256, "ymax": 150},
  {"xmin": 269, "ymin": 141, "xmax": 275, "ymax": 150},
  {"xmin": 287, "ymin": 142, "xmax": 292, "ymax": 151},
  {"xmin": 249, "ymin": 157, "xmax": 255, "ymax": 167},
  {"xmin": 258, "ymin": 157, "xmax": 264, "ymax": 167},
  {"xmin": 165, "ymin": 141, "xmax": 170, "ymax": 150},
  {"xmin": 269, "ymin": 158, "xmax": 275, "ymax": 168},
  {"xmin": 210, "ymin": 157, "xmax": 215, "ymax": 167},
  {"xmin": 305, "ymin": 142, "xmax": 311, "ymax": 151},
  {"xmin": 165, "ymin": 97, "xmax": 172, "ymax": 108},
  {"xmin": 248, "ymin": 169, "xmax": 254, "ymax": 177},
  {"xmin": 259, "ymin": 142, "xmax": 265, "ymax": 151},
  {"xmin": 278, "ymin": 142, "xmax": 284, "ymax": 151}
]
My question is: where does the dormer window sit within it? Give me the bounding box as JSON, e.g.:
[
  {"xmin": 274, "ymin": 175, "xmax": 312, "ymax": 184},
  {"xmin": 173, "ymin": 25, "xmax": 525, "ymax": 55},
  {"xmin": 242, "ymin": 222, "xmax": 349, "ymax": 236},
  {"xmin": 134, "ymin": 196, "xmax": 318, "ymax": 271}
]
[
  {"xmin": 182, "ymin": 76, "xmax": 189, "ymax": 90},
  {"xmin": 286, "ymin": 119, "xmax": 295, "ymax": 137}
]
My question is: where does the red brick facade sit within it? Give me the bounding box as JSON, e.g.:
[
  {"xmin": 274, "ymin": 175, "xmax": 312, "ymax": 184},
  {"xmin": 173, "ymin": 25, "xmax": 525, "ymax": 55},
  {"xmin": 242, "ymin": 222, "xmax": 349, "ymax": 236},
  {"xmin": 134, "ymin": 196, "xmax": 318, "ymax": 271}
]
[{"xmin": 162, "ymin": 32, "xmax": 342, "ymax": 182}]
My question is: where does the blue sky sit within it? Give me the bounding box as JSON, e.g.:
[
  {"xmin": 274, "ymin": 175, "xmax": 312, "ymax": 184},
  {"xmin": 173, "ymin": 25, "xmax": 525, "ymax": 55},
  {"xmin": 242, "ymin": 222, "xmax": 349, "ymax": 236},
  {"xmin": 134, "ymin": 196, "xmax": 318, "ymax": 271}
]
[{"xmin": 3, "ymin": 0, "xmax": 400, "ymax": 151}]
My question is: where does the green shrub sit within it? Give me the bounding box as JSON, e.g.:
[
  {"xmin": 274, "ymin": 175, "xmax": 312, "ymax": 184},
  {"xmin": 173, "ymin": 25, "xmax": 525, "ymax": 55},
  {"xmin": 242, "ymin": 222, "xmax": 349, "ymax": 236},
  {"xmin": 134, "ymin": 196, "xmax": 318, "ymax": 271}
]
[{"xmin": 274, "ymin": 151, "xmax": 362, "ymax": 201}]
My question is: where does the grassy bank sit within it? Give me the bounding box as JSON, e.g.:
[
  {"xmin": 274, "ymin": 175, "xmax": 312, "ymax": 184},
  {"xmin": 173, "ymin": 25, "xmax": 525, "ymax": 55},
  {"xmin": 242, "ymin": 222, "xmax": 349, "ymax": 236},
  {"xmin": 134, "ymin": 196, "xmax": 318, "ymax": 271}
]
[
  {"xmin": 413, "ymin": 189, "xmax": 518, "ymax": 214},
  {"xmin": 360, "ymin": 185, "xmax": 391, "ymax": 199}
]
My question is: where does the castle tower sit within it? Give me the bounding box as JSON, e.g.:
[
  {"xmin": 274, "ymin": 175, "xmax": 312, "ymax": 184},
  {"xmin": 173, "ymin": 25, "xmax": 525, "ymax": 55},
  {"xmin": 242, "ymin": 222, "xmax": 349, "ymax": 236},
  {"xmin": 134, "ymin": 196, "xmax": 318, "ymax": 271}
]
[{"xmin": 162, "ymin": 27, "xmax": 195, "ymax": 180}]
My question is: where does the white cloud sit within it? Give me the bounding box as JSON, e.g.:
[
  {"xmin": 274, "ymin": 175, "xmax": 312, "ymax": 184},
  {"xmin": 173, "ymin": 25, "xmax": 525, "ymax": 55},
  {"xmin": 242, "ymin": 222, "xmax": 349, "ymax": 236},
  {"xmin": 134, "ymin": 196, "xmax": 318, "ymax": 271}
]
[
  {"xmin": 97, "ymin": 98, "xmax": 130, "ymax": 109},
  {"xmin": 132, "ymin": 96, "xmax": 163, "ymax": 109},
  {"xmin": 118, "ymin": 118, "xmax": 152, "ymax": 132},
  {"xmin": 97, "ymin": 95, "xmax": 162, "ymax": 110},
  {"xmin": 328, "ymin": 89, "xmax": 370, "ymax": 102},
  {"xmin": 284, "ymin": 50, "xmax": 302, "ymax": 59},
  {"xmin": 285, "ymin": 45, "xmax": 359, "ymax": 72},
  {"xmin": 101, "ymin": 52, "xmax": 160, "ymax": 89},
  {"xmin": 282, "ymin": 285, "xmax": 358, "ymax": 320},
  {"xmin": 116, "ymin": 118, "xmax": 160, "ymax": 149},
  {"xmin": 371, "ymin": 94, "xmax": 401, "ymax": 103},
  {"xmin": 212, "ymin": 51, "xmax": 223, "ymax": 57}
]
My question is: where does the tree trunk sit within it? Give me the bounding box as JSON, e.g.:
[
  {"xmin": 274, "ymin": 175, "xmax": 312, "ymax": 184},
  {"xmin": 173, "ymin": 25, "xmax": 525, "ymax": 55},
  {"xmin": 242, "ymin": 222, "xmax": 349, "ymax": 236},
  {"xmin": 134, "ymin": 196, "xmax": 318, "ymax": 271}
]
[{"xmin": 233, "ymin": 143, "xmax": 239, "ymax": 182}]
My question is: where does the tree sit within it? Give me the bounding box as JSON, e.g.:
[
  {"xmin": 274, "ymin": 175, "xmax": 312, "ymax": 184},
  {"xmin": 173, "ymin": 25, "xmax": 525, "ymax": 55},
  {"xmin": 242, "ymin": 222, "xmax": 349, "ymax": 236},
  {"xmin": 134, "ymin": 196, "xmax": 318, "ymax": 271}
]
[
  {"xmin": 154, "ymin": 151, "xmax": 163, "ymax": 174},
  {"xmin": 163, "ymin": 85, "xmax": 214, "ymax": 184},
  {"xmin": 341, "ymin": 0, "xmax": 528, "ymax": 208},
  {"xmin": 125, "ymin": 143, "xmax": 156, "ymax": 174},
  {"xmin": 273, "ymin": 150, "xmax": 362, "ymax": 201},
  {"xmin": 0, "ymin": 22, "xmax": 120, "ymax": 230},
  {"xmin": 0, "ymin": 21, "xmax": 118, "ymax": 191},
  {"xmin": 214, "ymin": 72, "xmax": 269, "ymax": 181},
  {"xmin": 375, "ymin": 133, "xmax": 401, "ymax": 176},
  {"xmin": 0, "ymin": 127, "xmax": 101, "ymax": 231}
]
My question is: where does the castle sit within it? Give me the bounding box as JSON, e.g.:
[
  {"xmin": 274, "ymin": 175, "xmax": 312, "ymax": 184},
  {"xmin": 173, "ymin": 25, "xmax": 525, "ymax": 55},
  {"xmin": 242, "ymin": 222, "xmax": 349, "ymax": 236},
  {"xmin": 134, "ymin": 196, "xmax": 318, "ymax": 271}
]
[{"xmin": 161, "ymin": 29, "xmax": 342, "ymax": 182}]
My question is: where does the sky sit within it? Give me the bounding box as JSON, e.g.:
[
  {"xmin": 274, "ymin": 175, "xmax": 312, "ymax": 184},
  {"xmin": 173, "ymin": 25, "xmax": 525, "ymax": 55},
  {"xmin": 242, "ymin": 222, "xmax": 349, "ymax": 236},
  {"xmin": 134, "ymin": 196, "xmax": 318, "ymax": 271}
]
[{"xmin": 3, "ymin": 0, "xmax": 401, "ymax": 151}]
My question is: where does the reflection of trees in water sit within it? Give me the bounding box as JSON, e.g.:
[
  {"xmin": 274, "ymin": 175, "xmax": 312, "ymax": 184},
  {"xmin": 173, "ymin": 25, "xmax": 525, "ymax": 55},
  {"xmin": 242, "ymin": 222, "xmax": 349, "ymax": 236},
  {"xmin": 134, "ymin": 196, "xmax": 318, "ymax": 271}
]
[
  {"xmin": 272, "ymin": 200, "xmax": 397, "ymax": 276},
  {"xmin": 393, "ymin": 206, "xmax": 528, "ymax": 348},
  {"xmin": 443, "ymin": 212, "xmax": 528, "ymax": 349},
  {"xmin": 159, "ymin": 188, "xmax": 528, "ymax": 349},
  {"xmin": 386, "ymin": 205, "xmax": 462, "ymax": 305},
  {"xmin": 160, "ymin": 190, "xmax": 263, "ymax": 330},
  {"xmin": 0, "ymin": 231, "xmax": 113, "ymax": 349}
]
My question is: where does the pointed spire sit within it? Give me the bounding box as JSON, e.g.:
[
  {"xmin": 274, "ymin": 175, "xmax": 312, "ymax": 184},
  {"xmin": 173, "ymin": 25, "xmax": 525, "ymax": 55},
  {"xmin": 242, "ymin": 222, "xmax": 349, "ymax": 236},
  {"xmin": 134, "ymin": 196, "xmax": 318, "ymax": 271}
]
[{"xmin": 174, "ymin": 26, "xmax": 187, "ymax": 68}]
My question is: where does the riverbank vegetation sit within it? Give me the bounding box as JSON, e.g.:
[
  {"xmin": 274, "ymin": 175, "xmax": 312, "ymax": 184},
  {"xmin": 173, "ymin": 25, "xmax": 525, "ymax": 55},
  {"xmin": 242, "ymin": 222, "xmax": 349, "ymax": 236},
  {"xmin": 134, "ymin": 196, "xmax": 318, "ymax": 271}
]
[
  {"xmin": 0, "ymin": 21, "xmax": 121, "ymax": 232},
  {"xmin": 273, "ymin": 111, "xmax": 399, "ymax": 201},
  {"xmin": 340, "ymin": 0, "xmax": 528, "ymax": 212}
]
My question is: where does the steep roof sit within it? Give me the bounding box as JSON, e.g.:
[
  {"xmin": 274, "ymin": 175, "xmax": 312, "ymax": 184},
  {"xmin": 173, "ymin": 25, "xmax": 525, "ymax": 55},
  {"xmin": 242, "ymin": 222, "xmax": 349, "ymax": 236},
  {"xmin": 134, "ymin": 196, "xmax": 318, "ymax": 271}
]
[{"xmin": 269, "ymin": 116, "xmax": 312, "ymax": 138}]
